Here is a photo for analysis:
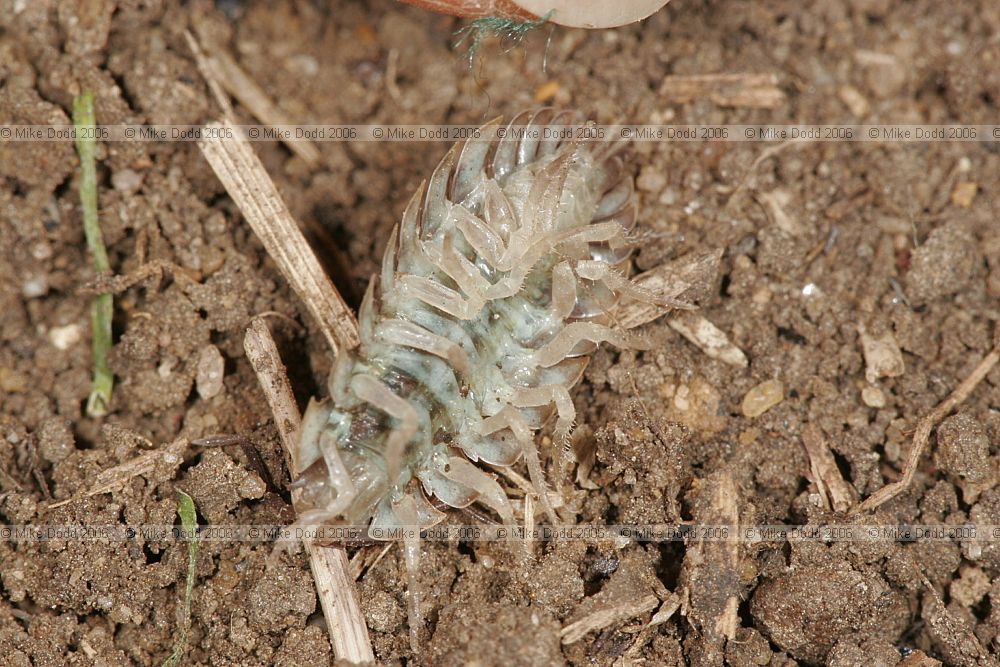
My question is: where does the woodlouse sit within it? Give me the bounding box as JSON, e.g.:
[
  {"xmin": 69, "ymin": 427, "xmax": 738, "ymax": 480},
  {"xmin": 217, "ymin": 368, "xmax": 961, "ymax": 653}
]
[{"xmin": 293, "ymin": 113, "xmax": 680, "ymax": 642}]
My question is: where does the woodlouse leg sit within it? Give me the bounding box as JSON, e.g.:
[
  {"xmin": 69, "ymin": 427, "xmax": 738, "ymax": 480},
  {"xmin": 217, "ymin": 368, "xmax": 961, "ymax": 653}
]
[
  {"xmin": 440, "ymin": 456, "xmax": 514, "ymax": 524},
  {"xmin": 268, "ymin": 506, "xmax": 341, "ymax": 568},
  {"xmin": 397, "ymin": 274, "xmax": 480, "ymax": 320},
  {"xmin": 391, "ymin": 494, "xmax": 423, "ymax": 654},
  {"xmin": 483, "ymin": 179, "xmax": 518, "ymax": 244},
  {"xmin": 317, "ymin": 431, "xmax": 358, "ymax": 515},
  {"xmin": 475, "ymin": 218, "xmax": 626, "ymax": 304},
  {"xmin": 435, "ymin": 232, "xmax": 490, "ymax": 301},
  {"xmin": 350, "ymin": 374, "xmax": 419, "ymax": 484},
  {"xmin": 417, "ymin": 466, "xmax": 479, "ymax": 509},
  {"xmin": 550, "ymin": 261, "xmax": 578, "ymax": 321},
  {"xmin": 453, "ymin": 201, "xmax": 505, "ymax": 268},
  {"xmin": 512, "ymin": 385, "xmax": 576, "ymax": 447},
  {"xmin": 513, "ymin": 385, "xmax": 577, "ymax": 495},
  {"xmin": 375, "ymin": 318, "xmax": 471, "ymax": 375},
  {"xmin": 479, "ymin": 406, "xmax": 560, "ymax": 525},
  {"xmin": 492, "ymin": 220, "xmax": 625, "ymax": 283},
  {"xmin": 533, "ymin": 322, "xmax": 633, "ymax": 368},
  {"xmin": 575, "ymin": 259, "xmax": 693, "ymax": 310}
]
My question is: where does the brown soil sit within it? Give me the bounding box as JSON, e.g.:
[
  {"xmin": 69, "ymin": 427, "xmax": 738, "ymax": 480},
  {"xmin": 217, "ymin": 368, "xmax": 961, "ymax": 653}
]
[{"xmin": 3, "ymin": 1, "xmax": 1000, "ymax": 665}]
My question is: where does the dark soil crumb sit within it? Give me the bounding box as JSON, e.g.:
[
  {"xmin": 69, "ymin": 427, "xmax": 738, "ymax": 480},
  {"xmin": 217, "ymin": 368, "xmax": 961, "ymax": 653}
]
[
  {"xmin": 751, "ymin": 560, "xmax": 910, "ymax": 663},
  {"xmin": 3, "ymin": 0, "xmax": 1000, "ymax": 665}
]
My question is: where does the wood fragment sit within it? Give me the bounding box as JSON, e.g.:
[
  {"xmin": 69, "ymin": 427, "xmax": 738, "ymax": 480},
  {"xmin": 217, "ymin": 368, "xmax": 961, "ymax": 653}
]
[
  {"xmin": 621, "ymin": 593, "xmax": 681, "ymax": 661},
  {"xmin": 560, "ymin": 594, "xmax": 659, "ymax": 644},
  {"xmin": 45, "ymin": 438, "xmax": 187, "ymax": 510},
  {"xmin": 648, "ymin": 593, "xmax": 681, "ymax": 626},
  {"xmin": 801, "ymin": 424, "xmax": 855, "ymax": 512},
  {"xmin": 668, "ymin": 312, "xmax": 748, "ymax": 368},
  {"xmin": 756, "ymin": 189, "xmax": 803, "ymax": 236},
  {"xmin": 617, "ymin": 249, "xmax": 723, "ymax": 330},
  {"xmin": 243, "ymin": 318, "xmax": 374, "ymax": 664},
  {"xmin": 659, "ymin": 73, "xmax": 786, "ymax": 108},
  {"xmin": 726, "ymin": 139, "xmax": 810, "ymax": 210},
  {"xmin": 350, "ymin": 543, "xmax": 394, "ymax": 582},
  {"xmin": 856, "ymin": 344, "xmax": 1000, "ymax": 513},
  {"xmin": 198, "ymin": 121, "xmax": 360, "ymax": 355},
  {"xmin": 858, "ymin": 322, "xmax": 905, "ymax": 384},
  {"xmin": 679, "ymin": 471, "xmax": 741, "ymax": 657},
  {"xmin": 186, "ymin": 29, "xmax": 320, "ymax": 166}
]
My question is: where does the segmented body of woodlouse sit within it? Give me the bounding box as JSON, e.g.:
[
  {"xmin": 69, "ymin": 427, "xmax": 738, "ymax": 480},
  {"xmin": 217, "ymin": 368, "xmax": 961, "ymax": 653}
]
[{"xmin": 295, "ymin": 110, "xmax": 670, "ymax": 541}]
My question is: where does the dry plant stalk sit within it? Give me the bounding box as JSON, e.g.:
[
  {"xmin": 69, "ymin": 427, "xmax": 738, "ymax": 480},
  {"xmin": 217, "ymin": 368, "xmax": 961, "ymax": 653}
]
[
  {"xmin": 188, "ymin": 29, "xmax": 320, "ymax": 166},
  {"xmin": 196, "ymin": 125, "xmax": 371, "ymax": 661},
  {"xmin": 47, "ymin": 438, "xmax": 187, "ymax": 510},
  {"xmin": 244, "ymin": 319, "xmax": 374, "ymax": 663},
  {"xmin": 679, "ymin": 471, "xmax": 740, "ymax": 657},
  {"xmin": 801, "ymin": 423, "xmax": 854, "ymax": 512},
  {"xmin": 856, "ymin": 344, "xmax": 1000, "ymax": 513},
  {"xmin": 560, "ymin": 594, "xmax": 660, "ymax": 644},
  {"xmin": 198, "ymin": 120, "xmax": 361, "ymax": 356},
  {"xmin": 658, "ymin": 73, "xmax": 786, "ymax": 108},
  {"xmin": 191, "ymin": 32, "xmax": 370, "ymax": 658}
]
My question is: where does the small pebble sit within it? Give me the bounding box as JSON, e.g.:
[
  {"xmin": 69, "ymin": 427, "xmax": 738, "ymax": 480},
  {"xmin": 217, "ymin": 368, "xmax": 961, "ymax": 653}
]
[
  {"xmin": 905, "ymin": 222, "xmax": 978, "ymax": 303},
  {"xmin": 533, "ymin": 80, "xmax": 560, "ymax": 103},
  {"xmin": 196, "ymin": 344, "xmax": 225, "ymax": 399},
  {"xmin": 238, "ymin": 473, "xmax": 266, "ymax": 500},
  {"xmin": 48, "ymin": 324, "xmax": 82, "ymax": 350},
  {"xmin": 741, "ymin": 380, "xmax": 784, "ymax": 418},
  {"xmin": 21, "ymin": 275, "xmax": 48, "ymax": 298},
  {"xmin": 858, "ymin": 324, "xmax": 905, "ymax": 384},
  {"xmin": 861, "ymin": 385, "xmax": 886, "ymax": 408},
  {"xmin": 0, "ymin": 367, "xmax": 28, "ymax": 393},
  {"xmin": 838, "ymin": 84, "xmax": 869, "ymax": 117},
  {"xmin": 751, "ymin": 285, "xmax": 772, "ymax": 304},
  {"xmin": 636, "ymin": 165, "xmax": 667, "ymax": 193},
  {"xmin": 111, "ymin": 168, "xmax": 144, "ymax": 195},
  {"xmin": 950, "ymin": 181, "xmax": 977, "ymax": 208}
]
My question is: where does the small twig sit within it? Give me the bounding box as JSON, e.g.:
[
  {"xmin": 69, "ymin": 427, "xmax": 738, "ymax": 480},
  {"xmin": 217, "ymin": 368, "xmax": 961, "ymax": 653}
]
[
  {"xmin": 161, "ymin": 490, "xmax": 198, "ymax": 667},
  {"xmin": 243, "ymin": 318, "xmax": 373, "ymax": 663},
  {"xmin": 560, "ymin": 594, "xmax": 660, "ymax": 645},
  {"xmin": 725, "ymin": 139, "xmax": 810, "ymax": 210},
  {"xmin": 616, "ymin": 249, "xmax": 723, "ymax": 330},
  {"xmin": 185, "ymin": 30, "xmax": 320, "ymax": 166},
  {"xmin": 658, "ymin": 73, "xmax": 786, "ymax": 108},
  {"xmin": 72, "ymin": 91, "xmax": 114, "ymax": 417},
  {"xmin": 45, "ymin": 438, "xmax": 188, "ymax": 510},
  {"xmin": 77, "ymin": 259, "xmax": 199, "ymax": 296},
  {"xmin": 855, "ymin": 344, "xmax": 1000, "ymax": 513},
  {"xmin": 198, "ymin": 119, "xmax": 360, "ymax": 356},
  {"xmin": 679, "ymin": 470, "xmax": 740, "ymax": 652},
  {"xmin": 801, "ymin": 424, "xmax": 854, "ymax": 512}
]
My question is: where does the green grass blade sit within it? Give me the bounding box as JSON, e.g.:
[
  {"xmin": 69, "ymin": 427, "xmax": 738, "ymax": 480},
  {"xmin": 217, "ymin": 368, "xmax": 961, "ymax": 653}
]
[
  {"xmin": 72, "ymin": 91, "xmax": 114, "ymax": 416},
  {"xmin": 162, "ymin": 491, "xmax": 199, "ymax": 667}
]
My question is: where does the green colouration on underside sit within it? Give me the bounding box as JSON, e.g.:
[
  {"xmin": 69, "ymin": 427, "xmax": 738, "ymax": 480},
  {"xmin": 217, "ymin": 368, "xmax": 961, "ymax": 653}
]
[{"xmin": 454, "ymin": 10, "xmax": 555, "ymax": 64}]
